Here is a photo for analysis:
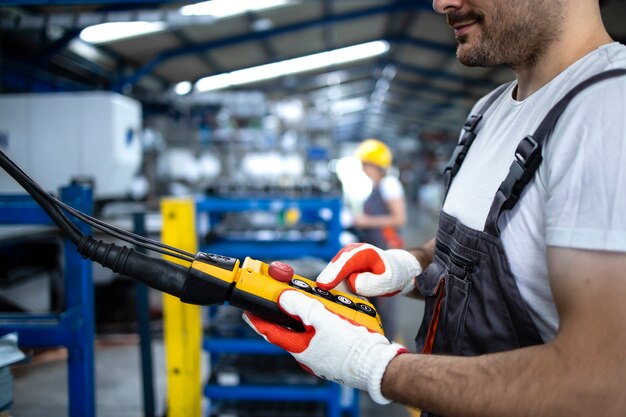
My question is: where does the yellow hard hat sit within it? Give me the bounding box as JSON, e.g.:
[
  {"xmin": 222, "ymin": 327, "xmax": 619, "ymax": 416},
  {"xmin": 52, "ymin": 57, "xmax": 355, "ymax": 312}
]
[{"xmin": 355, "ymin": 138, "xmax": 392, "ymax": 169}]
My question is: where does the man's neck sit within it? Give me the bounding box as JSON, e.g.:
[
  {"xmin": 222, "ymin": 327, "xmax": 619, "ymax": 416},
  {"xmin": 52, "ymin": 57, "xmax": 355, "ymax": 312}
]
[{"xmin": 513, "ymin": 13, "xmax": 612, "ymax": 101}]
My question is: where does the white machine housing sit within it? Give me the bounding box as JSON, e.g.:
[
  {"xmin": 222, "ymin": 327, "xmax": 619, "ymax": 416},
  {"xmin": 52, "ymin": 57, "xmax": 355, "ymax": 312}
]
[{"xmin": 0, "ymin": 91, "xmax": 142, "ymax": 199}]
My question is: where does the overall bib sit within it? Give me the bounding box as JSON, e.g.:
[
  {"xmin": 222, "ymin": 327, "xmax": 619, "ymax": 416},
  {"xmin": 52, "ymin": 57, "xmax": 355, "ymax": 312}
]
[
  {"xmin": 359, "ymin": 185, "xmax": 403, "ymax": 250},
  {"xmin": 414, "ymin": 69, "xmax": 626, "ymax": 417}
]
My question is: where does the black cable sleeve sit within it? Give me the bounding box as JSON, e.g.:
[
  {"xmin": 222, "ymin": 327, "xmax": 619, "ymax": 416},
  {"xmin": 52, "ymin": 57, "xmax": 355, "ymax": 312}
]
[{"xmin": 77, "ymin": 235, "xmax": 188, "ymax": 298}]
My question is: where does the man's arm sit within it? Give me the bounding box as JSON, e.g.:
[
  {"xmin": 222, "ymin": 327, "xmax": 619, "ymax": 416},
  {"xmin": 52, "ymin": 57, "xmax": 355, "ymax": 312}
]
[
  {"xmin": 403, "ymin": 237, "xmax": 435, "ymax": 299},
  {"xmin": 407, "ymin": 238, "xmax": 435, "ymax": 271},
  {"xmin": 381, "ymin": 247, "xmax": 626, "ymax": 416}
]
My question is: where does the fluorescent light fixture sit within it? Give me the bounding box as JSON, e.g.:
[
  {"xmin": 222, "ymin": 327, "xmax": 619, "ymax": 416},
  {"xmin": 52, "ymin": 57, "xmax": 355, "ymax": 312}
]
[
  {"xmin": 174, "ymin": 81, "xmax": 193, "ymax": 95},
  {"xmin": 68, "ymin": 39, "xmax": 116, "ymax": 67},
  {"xmin": 78, "ymin": 0, "xmax": 293, "ymax": 44},
  {"xmin": 381, "ymin": 64, "xmax": 397, "ymax": 80},
  {"xmin": 331, "ymin": 97, "xmax": 368, "ymax": 115},
  {"xmin": 196, "ymin": 40, "xmax": 390, "ymax": 92},
  {"xmin": 180, "ymin": 0, "xmax": 291, "ymax": 17},
  {"xmin": 80, "ymin": 21, "xmax": 166, "ymax": 44}
]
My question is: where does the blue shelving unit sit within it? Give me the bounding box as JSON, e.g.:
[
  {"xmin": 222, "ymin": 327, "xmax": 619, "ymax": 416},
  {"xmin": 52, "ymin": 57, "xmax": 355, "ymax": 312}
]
[
  {"xmin": 0, "ymin": 185, "xmax": 95, "ymax": 417},
  {"xmin": 198, "ymin": 195, "xmax": 359, "ymax": 417},
  {"xmin": 197, "ymin": 196, "xmax": 343, "ymax": 260}
]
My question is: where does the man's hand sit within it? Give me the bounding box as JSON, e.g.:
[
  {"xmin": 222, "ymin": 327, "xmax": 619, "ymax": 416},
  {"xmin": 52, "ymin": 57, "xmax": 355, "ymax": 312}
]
[
  {"xmin": 316, "ymin": 243, "xmax": 422, "ymax": 297},
  {"xmin": 243, "ymin": 289, "xmax": 408, "ymax": 404}
]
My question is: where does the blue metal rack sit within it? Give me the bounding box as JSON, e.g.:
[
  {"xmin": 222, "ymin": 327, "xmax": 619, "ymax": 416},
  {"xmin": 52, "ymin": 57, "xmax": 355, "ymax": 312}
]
[
  {"xmin": 197, "ymin": 196, "xmax": 344, "ymax": 260},
  {"xmin": 132, "ymin": 212, "xmax": 156, "ymax": 417},
  {"xmin": 198, "ymin": 195, "xmax": 359, "ymax": 417},
  {"xmin": 0, "ymin": 185, "xmax": 95, "ymax": 417}
]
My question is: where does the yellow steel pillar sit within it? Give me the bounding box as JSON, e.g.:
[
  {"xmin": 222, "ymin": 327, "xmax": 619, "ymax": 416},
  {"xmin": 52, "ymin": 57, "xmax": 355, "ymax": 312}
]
[{"xmin": 161, "ymin": 198, "xmax": 202, "ymax": 417}]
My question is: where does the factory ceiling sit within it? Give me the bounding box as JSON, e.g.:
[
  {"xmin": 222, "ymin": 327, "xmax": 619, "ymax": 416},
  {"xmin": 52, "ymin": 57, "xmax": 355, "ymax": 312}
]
[{"xmin": 1, "ymin": 0, "xmax": 626, "ymax": 145}]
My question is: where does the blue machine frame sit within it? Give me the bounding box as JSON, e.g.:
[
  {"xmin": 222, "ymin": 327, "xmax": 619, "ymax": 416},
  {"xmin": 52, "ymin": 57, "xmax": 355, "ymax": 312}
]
[{"xmin": 0, "ymin": 185, "xmax": 95, "ymax": 417}]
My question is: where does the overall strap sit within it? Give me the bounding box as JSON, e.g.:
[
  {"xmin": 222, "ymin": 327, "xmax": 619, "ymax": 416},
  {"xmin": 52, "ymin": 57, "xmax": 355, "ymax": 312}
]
[
  {"xmin": 442, "ymin": 82, "xmax": 511, "ymax": 201},
  {"xmin": 484, "ymin": 68, "xmax": 626, "ymax": 236}
]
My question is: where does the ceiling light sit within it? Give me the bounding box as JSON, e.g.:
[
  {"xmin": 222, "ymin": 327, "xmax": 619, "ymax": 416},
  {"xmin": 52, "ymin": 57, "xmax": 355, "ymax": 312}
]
[
  {"xmin": 180, "ymin": 0, "xmax": 292, "ymax": 18},
  {"xmin": 381, "ymin": 64, "xmax": 397, "ymax": 80},
  {"xmin": 196, "ymin": 40, "xmax": 390, "ymax": 92},
  {"xmin": 80, "ymin": 21, "xmax": 166, "ymax": 44},
  {"xmin": 174, "ymin": 81, "xmax": 193, "ymax": 95},
  {"xmin": 331, "ymin": 97, "xmax": 368, "ymax": 115},
  {"xmin": 251, "ymin": 18, "xmax": 274, "ymax": 32}
]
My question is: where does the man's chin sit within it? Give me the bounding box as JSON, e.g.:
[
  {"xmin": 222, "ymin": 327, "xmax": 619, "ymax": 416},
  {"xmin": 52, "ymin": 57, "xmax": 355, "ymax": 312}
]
[
  {"xmin": 456, "ymin": 46, "xmax": 484, "ymax": 67},
  {"xmin": 456, "ymin": 47, "xmax": 501, "ymax": 68},
  {"xmin": 455, "ymin": 44, "xmax": 471, "ymax": 64}
]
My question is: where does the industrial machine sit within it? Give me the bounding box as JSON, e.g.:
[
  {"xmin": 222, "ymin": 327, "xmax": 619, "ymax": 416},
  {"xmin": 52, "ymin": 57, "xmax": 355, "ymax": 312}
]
[
  {"xmin": 0, "ymin": 149, "xmax": 382, "ymax": 334},
  {"xmin": 0, "ymin": 92, "xmax": 142, "ymax": 199}
]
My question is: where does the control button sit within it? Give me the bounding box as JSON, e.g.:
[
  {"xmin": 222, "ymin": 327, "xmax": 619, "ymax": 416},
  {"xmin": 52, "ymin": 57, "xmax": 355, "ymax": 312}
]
[
  {"xmin": 335, "ymin": 295, "xmax": 355, "ymax": 308},
  {"xmin": 356, "ymin": 303, "xmax": 377, "ymax": 317},
  {"xmin": 312, "ymin": 287, "xmax": 334, "ymax": 300},
  {"xmin": 290, "ymin": 278, "xmax": 312, "ymax": 292},
  {"xmin": 268, "ymin": 261, "xmax": 294, "ymax": 282}
]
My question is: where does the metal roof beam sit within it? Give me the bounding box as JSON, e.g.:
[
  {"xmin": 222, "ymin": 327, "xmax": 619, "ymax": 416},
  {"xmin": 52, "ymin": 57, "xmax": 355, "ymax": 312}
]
[
  {"xmin": 1, "ymin": 57, "xmax": 93, "ymax": 91},
  {"xmin": 171, "ymin": 29, "xmax": 224, "ymax": 74},
  {"xmin": 2, "ymin": 0, "xmax": 179, "ymax": 5},
  {"xmin": 35, "ymin": 28, "xmax": 82, "ymax": 63},
  {"xmin": 244, "ymin": 10, "xmax": 278, "ymax": 61},
  {"xmin": 121, "ymin": 1, "xmax": 434, "ymax": 89},
  {"xmin": 321, "ymin": 0, "xmax": 334, "ymax": 51}
]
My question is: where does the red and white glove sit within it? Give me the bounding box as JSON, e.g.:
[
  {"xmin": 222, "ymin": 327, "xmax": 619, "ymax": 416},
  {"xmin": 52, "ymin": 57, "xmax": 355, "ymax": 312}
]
[
  {"xmin": 243, "ymin": 290, "xmax": 408, "ymax": 404},
  {"xmin": 316, "ymin": 243, "xmax": 422, "ymax": 297}
]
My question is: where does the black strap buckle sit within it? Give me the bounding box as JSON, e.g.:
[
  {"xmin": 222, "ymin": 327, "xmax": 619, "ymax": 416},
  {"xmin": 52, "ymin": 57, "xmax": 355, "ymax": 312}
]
[
  {"xmin": 444, "ymin": 144, "xmax": 466, "ymax": 176},
  {"xmin": 499, "ymin": 135, "xmax": 543, "ymax": 210},
  {"xmin": 463, "ymin": 114, "xmax": 482, "ymax": 133},
  {"xmin": 444, "ymin": 114, "xmax": 483, "ymax": 177}
]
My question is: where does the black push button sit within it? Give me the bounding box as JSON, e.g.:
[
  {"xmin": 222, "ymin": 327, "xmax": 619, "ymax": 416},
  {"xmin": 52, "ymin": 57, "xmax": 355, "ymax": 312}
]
[
  {"xmin": 356, "ymin": 303, "xmax": 377, "ymax": 317},
  {"xmin": 312, "ymin": 286, "xmax": 334, "ymax": 300},
  {"xmin": 289, "ymin": 278, "xmax": 312, "ymax": 292},
  {"xmin": 334, "ymin": 295, "xmax": 355, "ymax": 308}
]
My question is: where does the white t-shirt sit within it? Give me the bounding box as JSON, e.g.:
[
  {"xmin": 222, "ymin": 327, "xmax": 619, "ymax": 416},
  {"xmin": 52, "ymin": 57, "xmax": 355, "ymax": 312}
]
[
  {"xmin": 442, "ymin": 42, "xmax": 626, "ymax": 341},
  {"xmin": 379, "ymin": 175, "xmax": 405, "ymax": 201}
]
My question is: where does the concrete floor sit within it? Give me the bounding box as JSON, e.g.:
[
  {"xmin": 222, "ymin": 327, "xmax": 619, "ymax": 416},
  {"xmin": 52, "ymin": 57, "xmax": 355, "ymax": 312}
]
[
  {"xmin": 11, "ymin": 340, "xmax": 416, "ymax": 417},
  {"xmin": 12, "ymin": 336, "xmax": 167, "ymax": 417},
  {"xmin": 9, "ymin": 206, "xmax": 438, "ymax": 417}
]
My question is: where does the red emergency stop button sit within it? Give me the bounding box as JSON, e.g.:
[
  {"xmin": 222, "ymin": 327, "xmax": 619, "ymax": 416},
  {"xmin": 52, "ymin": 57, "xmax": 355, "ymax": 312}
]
[{"xmin": 268, "ymin": 261, "xmax": 294, "ymax": 282}]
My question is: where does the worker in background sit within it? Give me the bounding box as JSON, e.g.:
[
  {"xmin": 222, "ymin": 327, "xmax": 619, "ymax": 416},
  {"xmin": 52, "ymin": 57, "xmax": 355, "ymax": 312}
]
[
  {"xmin": 353, "ymin": 138, "xmax": 406, "ymax": 250},
  {"xmin": 244, "ymin": 0, "xmax": 626, "ymax": 415},
  {"xmin": 352, "ymin": 138, "xmax": 407, "ymax": 340}
]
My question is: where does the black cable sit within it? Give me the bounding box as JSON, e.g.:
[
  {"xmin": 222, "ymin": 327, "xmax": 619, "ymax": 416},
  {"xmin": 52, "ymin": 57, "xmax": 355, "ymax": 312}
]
[
  {"xmin": 0, "ymin": 150, "xmax": 83, "ymax": 243},
  {"xmin": 53, "ymin": 200, "xmax": 195, "ymax": 263},
  {"xmin": 0, "ymin": 149, "xmax": 190, "ymax": 299},
  {"xmin": 0, "ymin": 149, "xmax": 195, "ymax": 262},
  {"xmin": 0, "ymin": 150, "xmax": 83, "ymax": 240}
]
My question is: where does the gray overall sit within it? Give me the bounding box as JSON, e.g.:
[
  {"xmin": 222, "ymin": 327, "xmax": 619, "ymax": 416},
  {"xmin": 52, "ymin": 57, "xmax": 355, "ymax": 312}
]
[
  {"xmin": 358, "ymin": 185, "xmax": 400, "ymax": 250},
  {"xmin": 415, "ymin": 69, "xmax": 626, "ymax": 417}
]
